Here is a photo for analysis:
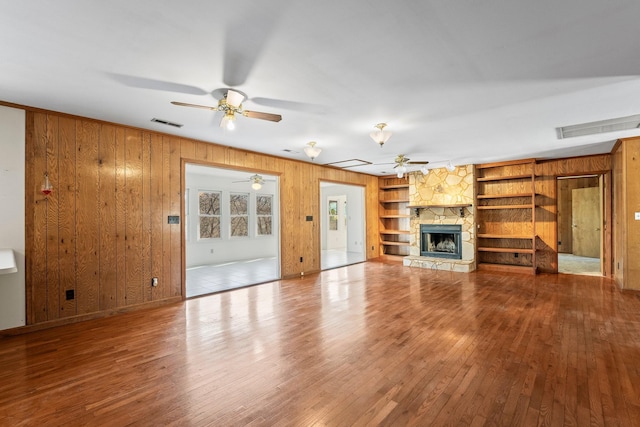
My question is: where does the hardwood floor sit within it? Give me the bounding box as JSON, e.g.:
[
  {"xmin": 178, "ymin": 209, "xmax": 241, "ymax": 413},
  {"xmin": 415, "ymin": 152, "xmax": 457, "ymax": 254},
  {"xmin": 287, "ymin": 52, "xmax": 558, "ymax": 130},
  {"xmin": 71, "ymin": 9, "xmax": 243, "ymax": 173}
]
[{"xmin": 2, "ymin": 260, "xmax": 640, "ymax": 426}]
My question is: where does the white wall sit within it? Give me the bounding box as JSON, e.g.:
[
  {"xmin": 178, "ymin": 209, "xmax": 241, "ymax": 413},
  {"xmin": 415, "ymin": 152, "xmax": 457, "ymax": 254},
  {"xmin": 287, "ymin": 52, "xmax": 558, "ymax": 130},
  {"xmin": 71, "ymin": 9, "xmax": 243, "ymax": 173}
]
[
  {"xmin": 0, "ymin": 105, "xmax": 26, "ymax": 330},
  {"xmin": 185, "ymin": 169, "xmax": 279, "ymax": 268},
  {"xmin": 320, "ymin": 183, "xmax": 365, "ymax": 253}
]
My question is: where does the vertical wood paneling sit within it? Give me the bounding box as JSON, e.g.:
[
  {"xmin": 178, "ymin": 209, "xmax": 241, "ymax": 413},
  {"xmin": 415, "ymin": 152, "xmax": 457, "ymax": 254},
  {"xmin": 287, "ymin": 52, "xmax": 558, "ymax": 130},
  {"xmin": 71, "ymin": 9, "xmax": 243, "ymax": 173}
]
[
  {"xmin": 98, "ymin": 124, "xmax": 117, "ymax": 310},
  {"xmin": 45, "ymin": 115, "xmax": 60, "ymax": 319},
  {"xmin": 161, "ymin": 136, "xmax": 173, "ymax": 300},
  {"xmin": 142, "ymin": 133, "xmax": 152, "ymax": 302},
  {"xmin": 30, "ymin": 112, "xmax": 49, "ymax": 323},
  {"xmin": 75, "ymin": 120, "xmax": 100, "ymax": 314},
  {"xmin": 169, "ymin": 137, "xmax": 182, "ymax": 296},
  {"xmin": 624, "ymin": 139, "xmax": 640, "ymax": 289},
  {"xmin": 58, "ymin": 117, "xmax": 77, "ymax": 317},
  {"xmin": 25, "ymin": 111, "xmax": 384, "ymax": 325},
  {"xmin": 124, "ymin": 129, "xmax": 144, "ymax": 305},
  {"xmin": 115, "ymin": 127, "xmax": 127, "ymax": 307},
  {"xmin": 150, "ymin": 135, "xmax": 164, "ymax": 301}
]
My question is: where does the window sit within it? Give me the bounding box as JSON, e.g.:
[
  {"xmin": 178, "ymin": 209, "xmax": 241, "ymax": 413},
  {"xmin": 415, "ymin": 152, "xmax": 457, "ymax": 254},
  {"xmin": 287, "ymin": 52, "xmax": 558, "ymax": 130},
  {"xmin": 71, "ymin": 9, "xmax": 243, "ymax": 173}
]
[
  {"xmin": 230, "ymin": 193, "xmax": 249, "ymax": 237},
  {"xmin": 256, "ymin": 194, "xmax": 273, "ymax": 236},
  {"xmin": 329, "ymin": 200, "xmax": 338, "ymax": 230},
  {"xmin": 199, "ymin": 191, "xmax": 221, "ymax": 239}
]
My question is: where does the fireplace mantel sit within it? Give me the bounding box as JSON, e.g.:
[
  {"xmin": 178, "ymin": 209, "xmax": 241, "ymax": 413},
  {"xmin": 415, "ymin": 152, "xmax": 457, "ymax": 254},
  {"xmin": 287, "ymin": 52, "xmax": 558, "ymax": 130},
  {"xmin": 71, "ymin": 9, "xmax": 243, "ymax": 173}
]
[{"xmin": 407, "ymin": 203, "xmax": 472, "ymax": 218}]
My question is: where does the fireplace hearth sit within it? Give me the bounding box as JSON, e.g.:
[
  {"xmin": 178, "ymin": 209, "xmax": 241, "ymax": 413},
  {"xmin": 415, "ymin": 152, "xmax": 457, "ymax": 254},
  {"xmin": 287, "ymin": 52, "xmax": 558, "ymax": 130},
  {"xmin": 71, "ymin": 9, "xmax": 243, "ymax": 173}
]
[{"xmin": 420, "ymin": 224, "xmax": 462, "ymax": 260}]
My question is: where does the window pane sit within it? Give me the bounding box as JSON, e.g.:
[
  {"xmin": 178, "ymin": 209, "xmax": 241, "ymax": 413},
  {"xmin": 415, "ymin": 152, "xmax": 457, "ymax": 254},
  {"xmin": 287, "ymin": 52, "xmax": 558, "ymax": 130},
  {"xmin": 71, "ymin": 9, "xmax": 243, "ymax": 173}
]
[
  {"xmin": 231, "ymin": 216, "xmax": 248, "ymax": 237},
  {"xmin": 256, "ymin": 195, "xmax": 272, "ymax": 215},
  {"xmin": 230, "ymin": 193, "xmax": 248, "ymax": 215},
  {"xmin": 257, "ymin": 216, "xmax": 272, "ymax": 235},
  {"xmin": 199, "ymin": 192, "xmax": 220, "ymax": 215},
  {"xmin": 200, "ymin": 216, "xmax": 220, "ymax": 239}
]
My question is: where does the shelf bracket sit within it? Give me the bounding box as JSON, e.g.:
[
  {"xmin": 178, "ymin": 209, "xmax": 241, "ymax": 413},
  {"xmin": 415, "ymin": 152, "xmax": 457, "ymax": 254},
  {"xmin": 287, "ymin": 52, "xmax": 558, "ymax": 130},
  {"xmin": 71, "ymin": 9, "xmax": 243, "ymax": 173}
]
[
  {"xmin": 414, "ymin": 208, "xmax": 420, "ymax": 217},
  {"xmin": 459, "ymin": 207, "xmax": 465, "ymax": 218}
]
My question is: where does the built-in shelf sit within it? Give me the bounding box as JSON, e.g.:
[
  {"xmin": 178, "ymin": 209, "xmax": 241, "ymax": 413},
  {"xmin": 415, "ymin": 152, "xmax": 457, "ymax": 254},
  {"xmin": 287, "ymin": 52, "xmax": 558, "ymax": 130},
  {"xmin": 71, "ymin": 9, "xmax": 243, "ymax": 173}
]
[
  {"xmin": 379, "ymin": 177, "xmax": 411, "ymax": 257},
  {"xmin": 477, "ymin": 193, "xmax": 535, "ymax": 199},
  {"xmin": 475, "ymin": 159, "xmax": 537, "ymax": 274},
  {"xmin": 380, "ymin": 230, "xmax": 410, "ymax": 234},
  {"xmin": 380, "ymin": 199, "xmax": 409, "ymax": 203},
  {"xmin": 381, "ymin": 240, "xmax": 410, "ymax": 246},
  {"xmin": 477, "ymin": 204, "xmax": 534, "ymax": 210},
  {"xmin": 380, "ymin": 184, "xmax": 409, "ymax": 190},
  {"xmin": 478, "ymin": 234, "xmax": 536, "ymax": 239},
  {"xmin": 476, "ymin": 174, "xmax": 534, "ymax": 182},
  {"xmin": 477, "ymin": 247, "xmax": 534, "ymax": 254}
]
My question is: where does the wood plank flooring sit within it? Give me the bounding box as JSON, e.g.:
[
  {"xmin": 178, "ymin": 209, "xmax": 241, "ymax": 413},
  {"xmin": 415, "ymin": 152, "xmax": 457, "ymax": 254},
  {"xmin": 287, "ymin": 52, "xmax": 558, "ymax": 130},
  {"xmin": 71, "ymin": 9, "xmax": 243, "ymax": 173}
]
[{"xmin": 2, "ymin": 260, "xmax": 640, "ymax": 426}]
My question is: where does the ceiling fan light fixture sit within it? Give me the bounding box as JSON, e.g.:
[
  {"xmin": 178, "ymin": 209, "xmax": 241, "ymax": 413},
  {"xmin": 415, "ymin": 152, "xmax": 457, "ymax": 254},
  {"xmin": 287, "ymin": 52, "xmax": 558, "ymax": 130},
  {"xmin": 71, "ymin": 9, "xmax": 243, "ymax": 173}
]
[
  {"xmin": 250, "ymin": 174, "xmax": 263, "ymax": 190},
  {"xmin": 220, "ymin": 111, "xmax": 236, "ymax": 130},
  {"xmin": 370, "ymin": 123, "xmax": 392, "ymax": 147},
  {"xmin": 421, "ymin": 165, "xmax": 430, "ymax": 175},
  {"xmin": 446, "ymin": 161, "xmax": 455, "ymax": 172},
  {"xmin": 396, "ymin": 164, "xmax": 407, "ymax": 178},
  {"xmin": 304, "ymin": 141, "xmax": 322, "ymax": 160}
]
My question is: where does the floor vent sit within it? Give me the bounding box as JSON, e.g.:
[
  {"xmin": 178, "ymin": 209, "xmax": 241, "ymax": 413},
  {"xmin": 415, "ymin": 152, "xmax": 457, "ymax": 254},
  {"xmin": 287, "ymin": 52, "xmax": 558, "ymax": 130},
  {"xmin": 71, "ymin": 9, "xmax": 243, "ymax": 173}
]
[{"xmin": 557, "ymin": 114, "xmax": 640, "ymax": 139}]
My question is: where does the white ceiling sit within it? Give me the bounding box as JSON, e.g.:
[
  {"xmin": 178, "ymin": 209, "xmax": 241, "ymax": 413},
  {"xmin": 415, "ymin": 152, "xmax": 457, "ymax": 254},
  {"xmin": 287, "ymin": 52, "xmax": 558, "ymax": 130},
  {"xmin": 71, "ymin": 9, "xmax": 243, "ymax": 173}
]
[{"xmin": 2, "ymin": 0, "xmax": 640, "ymax": 176}]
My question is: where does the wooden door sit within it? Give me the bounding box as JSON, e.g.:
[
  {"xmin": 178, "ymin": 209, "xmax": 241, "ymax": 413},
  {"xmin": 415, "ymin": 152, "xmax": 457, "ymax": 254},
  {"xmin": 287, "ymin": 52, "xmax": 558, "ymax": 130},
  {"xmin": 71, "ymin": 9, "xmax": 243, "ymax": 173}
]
[{"xmin": 572, "ymin": 187, "xmax": 600, "ymax": 258}]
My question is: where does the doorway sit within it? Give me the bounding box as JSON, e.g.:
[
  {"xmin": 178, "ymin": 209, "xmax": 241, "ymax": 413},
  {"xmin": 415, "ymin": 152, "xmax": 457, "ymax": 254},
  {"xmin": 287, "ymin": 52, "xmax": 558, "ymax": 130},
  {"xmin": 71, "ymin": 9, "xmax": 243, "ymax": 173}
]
[
  {"xmin": 556, "ymin": 175, "xmax": 603, "ymax": 276},
  {"xmin": 184, "ymin": 164, "xmax": 280, "ymax": 297},
  {"xmin": 320, "ymin": 182, "xmax": 366, "ymax": 270}
]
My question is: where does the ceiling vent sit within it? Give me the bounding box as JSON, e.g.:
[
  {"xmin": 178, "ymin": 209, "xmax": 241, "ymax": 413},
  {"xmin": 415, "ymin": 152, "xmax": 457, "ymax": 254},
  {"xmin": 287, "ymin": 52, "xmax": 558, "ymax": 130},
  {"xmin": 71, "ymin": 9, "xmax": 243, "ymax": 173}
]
[
  {"xmin": 151, "ymin": 118, "xmax": 183, "ymax": 128},
  {"xmin": 557, "ymin": 114, "xmax": 640, "ymax": 139}
]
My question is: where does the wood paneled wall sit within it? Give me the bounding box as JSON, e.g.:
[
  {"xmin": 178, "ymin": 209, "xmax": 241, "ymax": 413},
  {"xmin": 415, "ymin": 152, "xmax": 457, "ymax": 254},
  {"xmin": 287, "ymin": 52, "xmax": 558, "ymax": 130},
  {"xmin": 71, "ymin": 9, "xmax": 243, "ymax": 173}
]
[
  {"xmin": 534, "ymin": 154, "xmax": 611, "ymax": 273},
  {"xmin": 612, "ymin": 137, "xmax": 640, "ymax": 290},
  {"xmin": 25, "ymin": 110, "xmax": 379, "ymax": 326}
]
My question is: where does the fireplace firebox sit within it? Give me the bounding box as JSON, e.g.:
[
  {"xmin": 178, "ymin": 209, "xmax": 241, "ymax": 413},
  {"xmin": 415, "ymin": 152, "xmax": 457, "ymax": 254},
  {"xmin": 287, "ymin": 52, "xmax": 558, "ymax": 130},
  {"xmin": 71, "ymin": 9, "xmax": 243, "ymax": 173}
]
[{"xmin": 420, "ymin": 224, "xmax": 462, "ymax": 259}]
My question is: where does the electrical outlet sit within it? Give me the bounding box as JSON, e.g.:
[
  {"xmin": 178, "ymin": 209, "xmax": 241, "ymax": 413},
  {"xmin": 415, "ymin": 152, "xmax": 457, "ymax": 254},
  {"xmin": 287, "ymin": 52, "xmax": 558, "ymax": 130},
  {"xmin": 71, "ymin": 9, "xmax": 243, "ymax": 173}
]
[
  {"xmin": 65, "ymin": 289, "xmax": 74, "ymax": 300},
  {"xmin": 151, "ymin": 277, "xmax": 158, "ymax": 287},
  {"xmin": 300, "ymin": 256, "xmax": 303, "ymax": 262}
]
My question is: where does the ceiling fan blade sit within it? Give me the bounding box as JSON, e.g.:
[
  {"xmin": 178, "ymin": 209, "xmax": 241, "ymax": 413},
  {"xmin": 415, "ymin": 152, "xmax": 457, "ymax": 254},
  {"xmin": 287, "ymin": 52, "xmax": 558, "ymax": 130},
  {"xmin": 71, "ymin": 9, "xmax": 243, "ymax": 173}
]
[
  {"xmin": 226, "ymin": 89, "xmax": 245, "ymax": 109},
  {"xmin": 110, "ymin": 73, "xmax": 208, "ymax": 95},
  {"xmin": 250, "ymin": 97, "xmax": 328, "ymax": 114},
  {"xmin": 243, "ymin": 110, "xmax": 282, "ymax": 122},
  {"xmin": 171, "ymin": 101, "xmax": 218, "ymax": 111},
  {"xmin": 408, "ymin": 161, "xmax": 430, "ymax": 165},
  {"xmin": 222, "ymin": 6, "xmax": 281, "ymax": 87}
]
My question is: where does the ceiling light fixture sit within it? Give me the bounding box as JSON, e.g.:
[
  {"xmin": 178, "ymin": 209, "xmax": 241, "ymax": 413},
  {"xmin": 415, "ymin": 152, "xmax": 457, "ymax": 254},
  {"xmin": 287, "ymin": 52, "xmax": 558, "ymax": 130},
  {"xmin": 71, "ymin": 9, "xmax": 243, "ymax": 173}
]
[
  {"xmin": 304, "ymin": 141, "xmax": 321, "ymax": 160},
  {"xmin": 396, "ymin": 164, "xmax": 407, "ymax": 179},
  {"xmin": 250, "ymin": 174, "xmax": 264, "ymax": 190},
  {"xmin": 421, "ymin": 165, "xmax": 430, "ymax": 175},
  {"xmin": 370, "ymin": 123, "xmax": 392, "ymax": 147},
  {"xmin": 220, "ymin": 111, "xmax": 236, "ymax": 130},
  {"xmin": 446, "ymin": 161, "xmax": 456, "ymax": 172}
]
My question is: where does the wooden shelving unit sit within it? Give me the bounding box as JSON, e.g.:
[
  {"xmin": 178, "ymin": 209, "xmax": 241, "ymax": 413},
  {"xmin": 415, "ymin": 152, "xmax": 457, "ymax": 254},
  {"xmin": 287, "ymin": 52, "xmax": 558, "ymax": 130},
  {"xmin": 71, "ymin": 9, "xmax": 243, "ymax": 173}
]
[
  {"xmin": 475, "ymin": 159, "xmax": 538, "ymax": 274},
  {"xmin": 379, "ymin": 177, "xmax": 410, "ymax": 257}
]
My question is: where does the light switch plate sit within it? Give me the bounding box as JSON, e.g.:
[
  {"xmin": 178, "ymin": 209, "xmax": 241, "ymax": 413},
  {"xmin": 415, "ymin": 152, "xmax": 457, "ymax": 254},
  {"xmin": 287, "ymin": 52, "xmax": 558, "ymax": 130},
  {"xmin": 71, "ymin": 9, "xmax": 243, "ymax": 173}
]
[{"xmin": 635, "ymin": 212, "xmax": 640, "ymax": 220}]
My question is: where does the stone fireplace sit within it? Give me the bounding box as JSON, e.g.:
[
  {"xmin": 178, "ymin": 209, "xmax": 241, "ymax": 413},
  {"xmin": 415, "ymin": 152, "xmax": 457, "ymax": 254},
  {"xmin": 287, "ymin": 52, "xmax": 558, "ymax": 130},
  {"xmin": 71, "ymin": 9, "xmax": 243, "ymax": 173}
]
[
  {"xmin": 420, "ymin": 224, "xmax": 462, "ymax": 259},
  {"xmin": 403, "ymin": 164, "xmax": 476, "ymax": 272}
]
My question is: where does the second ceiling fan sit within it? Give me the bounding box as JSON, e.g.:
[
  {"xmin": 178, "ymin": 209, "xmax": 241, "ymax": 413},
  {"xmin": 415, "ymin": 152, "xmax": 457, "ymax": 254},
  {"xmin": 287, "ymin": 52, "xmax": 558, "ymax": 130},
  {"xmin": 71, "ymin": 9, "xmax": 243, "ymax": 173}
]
[{"xmin": 172, "ymin": 89, "xmax": 282, "ymax": 130}]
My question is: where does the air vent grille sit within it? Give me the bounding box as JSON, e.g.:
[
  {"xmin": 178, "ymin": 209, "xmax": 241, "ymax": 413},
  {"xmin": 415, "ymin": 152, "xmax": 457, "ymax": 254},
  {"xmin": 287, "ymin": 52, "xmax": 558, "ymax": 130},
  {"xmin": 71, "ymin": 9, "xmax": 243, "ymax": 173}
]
[
  {"xmin": 325, "ymin": 159, "xmax": 372, "ymax": 168},
  {"xmin": 151, "ymin": 118, "xmax": 183, "ymax": 128},
  {"xmin": 557, "ymin": 114, "xmax": 640, "ymax": 139}
]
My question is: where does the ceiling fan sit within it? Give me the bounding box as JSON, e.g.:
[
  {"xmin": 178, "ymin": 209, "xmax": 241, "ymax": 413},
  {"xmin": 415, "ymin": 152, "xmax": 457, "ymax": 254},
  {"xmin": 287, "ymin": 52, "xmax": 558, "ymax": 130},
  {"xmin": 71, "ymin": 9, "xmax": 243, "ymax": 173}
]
[
  {"xmin": 171, "ymin": 89, "xmax": 282, "ymax": 130},
  {"xmin": 393, "ymin": 154, "xmax": 429, "ymax": 178},
  {"xmin": 233, "ymin": 173, "xmax": 275, "ymax": 190}
]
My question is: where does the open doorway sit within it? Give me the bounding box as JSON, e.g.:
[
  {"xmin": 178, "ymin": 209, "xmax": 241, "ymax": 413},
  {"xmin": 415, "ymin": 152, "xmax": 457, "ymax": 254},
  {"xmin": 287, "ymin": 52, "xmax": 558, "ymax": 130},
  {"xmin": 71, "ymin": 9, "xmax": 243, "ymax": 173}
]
[
  {"xmin": 184, "ymin": 164, "xmax": 280, "ymax": 297},
  {"xmin": 320, "ymin": 182, "xmax": 366, "ymax": 270},
  {"xmin": 557, "ymin": 175, "xmax": 603, "ymax": 276}
]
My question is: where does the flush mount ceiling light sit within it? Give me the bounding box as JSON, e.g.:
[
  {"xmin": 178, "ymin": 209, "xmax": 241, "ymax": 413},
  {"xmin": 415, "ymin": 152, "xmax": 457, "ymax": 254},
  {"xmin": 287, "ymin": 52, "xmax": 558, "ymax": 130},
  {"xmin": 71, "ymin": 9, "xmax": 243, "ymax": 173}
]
[
  {"xmin": 304, "ymin": 141, "xmax": 321, "ymax": 160},
  {"xmin": 370, "ymin": 123, "xmax": 392, "ymax": 147}
]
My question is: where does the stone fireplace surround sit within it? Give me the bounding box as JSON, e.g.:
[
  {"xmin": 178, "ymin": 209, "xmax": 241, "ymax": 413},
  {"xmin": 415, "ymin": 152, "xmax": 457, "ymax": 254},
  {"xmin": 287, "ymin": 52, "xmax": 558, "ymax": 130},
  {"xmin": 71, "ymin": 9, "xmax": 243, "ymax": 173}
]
[{"xmin": 403, "ymin": 164, "xmax": 476, "ymax": 272}]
